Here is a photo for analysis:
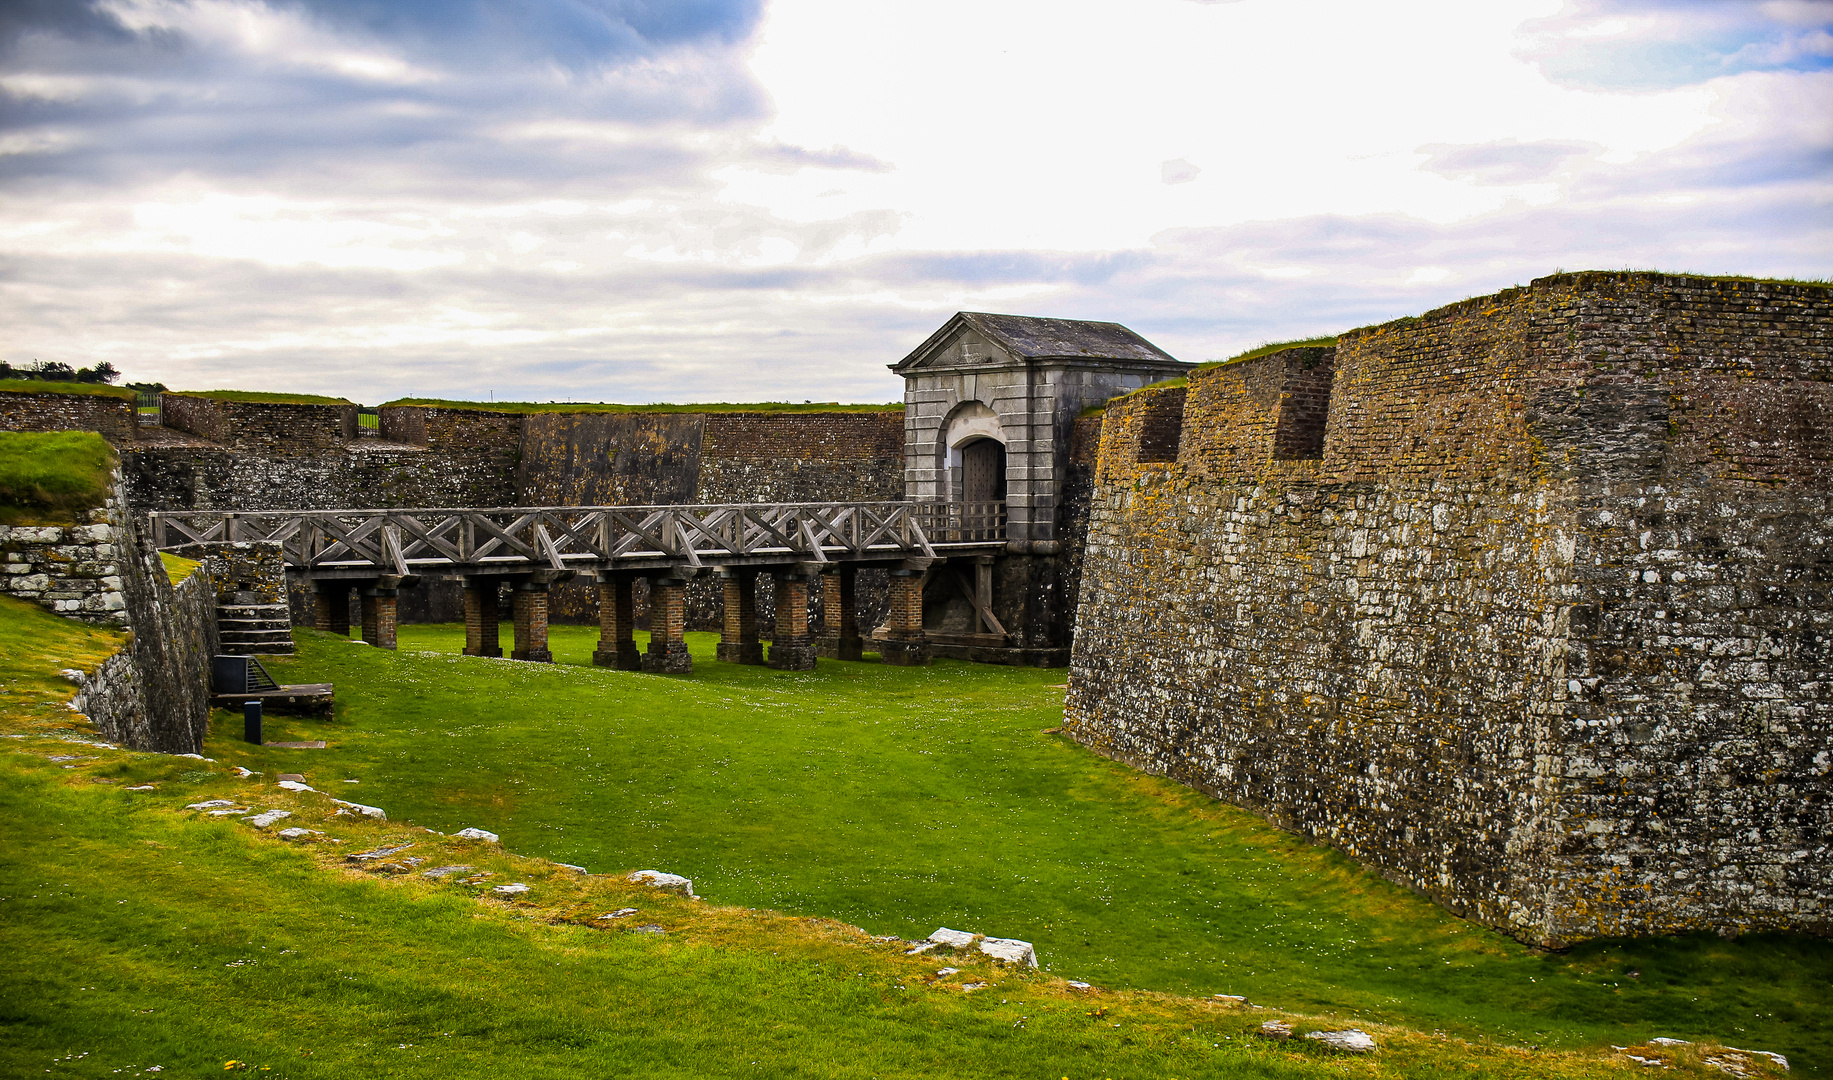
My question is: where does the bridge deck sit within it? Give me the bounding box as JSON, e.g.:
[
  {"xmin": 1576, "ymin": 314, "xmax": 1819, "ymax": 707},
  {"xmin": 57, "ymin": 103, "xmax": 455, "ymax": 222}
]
[{"xmin": 150, "ymin": 501, "xmax": 1007, "ymax": 579}]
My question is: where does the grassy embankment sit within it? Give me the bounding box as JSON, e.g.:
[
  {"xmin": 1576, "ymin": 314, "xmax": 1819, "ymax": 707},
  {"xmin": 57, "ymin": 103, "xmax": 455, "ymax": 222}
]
[
  {"xmin": 0, "ymin": 597, "xmax": 1803, "ymax": 1078},
  {"xmin": 166, "ymin": 624, "xmax": 1831, "ymax": 1071},
  {"xmin": 0, "ymin": 380, "xmax": 138, "ymax": 400},
  {"xmin": 5, "ymin": 599, "xmax": 1779, "ymax": 1077},
  {"xmin": 0, "ymin": 430, "xmax": 117, "ymax": 526},
  {"xmin": 163, "ymin": 390, "xmax": 356, "ymax": 405}
]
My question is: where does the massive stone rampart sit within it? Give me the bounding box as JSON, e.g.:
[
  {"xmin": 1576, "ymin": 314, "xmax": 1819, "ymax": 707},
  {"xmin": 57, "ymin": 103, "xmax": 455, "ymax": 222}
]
[{"xmin": 1066, "ymin": 272, "xmax": 1832, "ymax": 946}]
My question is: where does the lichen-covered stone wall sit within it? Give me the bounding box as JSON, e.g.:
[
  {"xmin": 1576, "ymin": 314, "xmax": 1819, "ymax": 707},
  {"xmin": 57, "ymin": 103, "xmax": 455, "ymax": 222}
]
[
  {"xmin": 1066, "ymin": 272, "xmax": 1831, "ymax": 946},
  {"xmin": 43, "ymin": 471, "xmax": 220, "ymax": 754}
]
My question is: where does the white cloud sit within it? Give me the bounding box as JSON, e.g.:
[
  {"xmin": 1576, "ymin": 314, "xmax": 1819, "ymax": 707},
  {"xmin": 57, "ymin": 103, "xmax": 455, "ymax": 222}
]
[{"xmin": 0, "ymin": 0, "xmax": 1824, "ymax": 404}]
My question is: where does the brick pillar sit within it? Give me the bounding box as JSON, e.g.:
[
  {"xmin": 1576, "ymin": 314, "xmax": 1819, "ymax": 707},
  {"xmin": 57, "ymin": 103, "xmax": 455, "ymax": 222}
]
[
  {"xmin": 641, "ymin": 576, "xmax": 692, "ymax": 674},
  {"xmin": 314, "ymin": 581, "xmax": 350, "ymax": 636},
  {"xmin": 463, "ymin": 578, "xmax": 501, "ymax": 658},
  {"xmin": 717, "ymin": 570, "xmax": 764, "ymax": 664},
  {"xmin": 511, "ymin": 581, "xmax": 552, "ymax": 663},
  {"xmin": 814, "ymin": 565, "xmax": 862, "ymax": 661},
  {"xmin": 592, "ymin": 575, "xmax": 642, "ymax": 670},
  {"xmin": 881, "ymin": 568, "xmax": 928, "ymax": 666},
  {"xmin": 767, "ymin": 570, "xmax": 817, "ymax": 671},
  {"xmin": 359, "ymin": 581, "xmax": 397, "ymax": 651}
]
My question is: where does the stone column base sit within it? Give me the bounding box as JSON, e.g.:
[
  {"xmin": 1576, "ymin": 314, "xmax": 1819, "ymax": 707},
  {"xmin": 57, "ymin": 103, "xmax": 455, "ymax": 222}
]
[
  {"xmin": 511, "ymin": 647, "xmax": 553, "ymax": 663},
  {"xmin": 814, "ymin": 634, "xmax": 864, "ymax": 661},
  {"xmin": 465, "ymin": 646, "xmax": 504, "ymax": 658},
  {"xmin": 717, "ymin": 641, "xmax": 765, "ymax": 664},
  {"xmin": 641, "ymin": 641, "xmax": 693, "ymax": 674},
  {"xmin": 767, "ymin": 639, "xmax": 817, "ymax": 671},
  {"xmin": 879, "ymin": 638, "xmax": 929, "ymax": 666},
  {"xmin": 593, "ymin": 643, "xmax": 642, "ymax": 670}
]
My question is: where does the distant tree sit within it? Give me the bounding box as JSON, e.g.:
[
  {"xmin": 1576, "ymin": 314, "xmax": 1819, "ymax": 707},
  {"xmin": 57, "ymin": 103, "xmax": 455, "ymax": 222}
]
[{"xmin": 2, "ymin": 359, "xmax": 124, "ymax": 384}]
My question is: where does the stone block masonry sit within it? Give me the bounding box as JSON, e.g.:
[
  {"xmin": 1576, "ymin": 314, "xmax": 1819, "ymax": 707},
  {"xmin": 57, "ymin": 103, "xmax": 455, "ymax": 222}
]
[
  {"xmin": 0, "ymin": 517, "xmax": 128, "ymax": 621},
  {"xmin": 1066, "ymin": 272, "xmax": 1832, "ymax": 947}
]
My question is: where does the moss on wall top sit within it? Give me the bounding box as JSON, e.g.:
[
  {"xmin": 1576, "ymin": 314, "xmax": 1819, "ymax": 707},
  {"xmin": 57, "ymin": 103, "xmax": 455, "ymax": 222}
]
[
  {"xmin": 380, "ymin": 398, "xmax": 903, "ymax": 415},
  {"xmin": 165, "ymin": 390, "xmax": 356, "ymax": 405},
  {"xmin": 0, "ymin": 380, "xmax": 137, "ymax": 400},
  {"xmin": 0, "ymin": 431, "xmax": 118, "ymax": 525},
  {"xmin": 158, "ymin": 552, "xmax": 203, "ymax": 585}
]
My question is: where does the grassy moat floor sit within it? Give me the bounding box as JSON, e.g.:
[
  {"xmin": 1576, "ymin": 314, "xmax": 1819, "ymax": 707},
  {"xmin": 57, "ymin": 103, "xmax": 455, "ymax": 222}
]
[{"xmin": 0, "ymin": 603, "xmax": 1823, "ymax": 1078}]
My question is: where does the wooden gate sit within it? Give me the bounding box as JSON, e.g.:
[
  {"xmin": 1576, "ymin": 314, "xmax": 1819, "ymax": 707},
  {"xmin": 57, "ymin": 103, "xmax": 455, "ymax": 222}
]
[{"xmin": 960, "ymin": 438, "xmax": 1006, "ymax": 504}]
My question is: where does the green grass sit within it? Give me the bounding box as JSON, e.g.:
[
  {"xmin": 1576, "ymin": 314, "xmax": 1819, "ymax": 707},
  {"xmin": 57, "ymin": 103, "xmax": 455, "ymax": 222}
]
[
  {"xmin": 0, "ymin": 379, "xmax": 137, "ymax": 400},
  {"xmin": 380, "ymin": 399, "xmax": 903, "ymax": 414},
  {"xmin": 0, "ymin": 431, "xmax": 117, "ymax": 525},
  {"xmin": 167, "ymin": 624, "xmax": 1828, "ymax": 1074},
  {"xmin": 1199, "ymin": 337, "xmax": 1340, "ymax": 372},
  {"xmin": 158, "ymin": 551, "xmax": 202, "ymax": 585},
  {"xmin": 4, "ymin": 596, "xmax": 1742, "ymax": 1080},
  {"xmin": 166, "ymin": 390, "xmax": 355, "ymax": 405}
]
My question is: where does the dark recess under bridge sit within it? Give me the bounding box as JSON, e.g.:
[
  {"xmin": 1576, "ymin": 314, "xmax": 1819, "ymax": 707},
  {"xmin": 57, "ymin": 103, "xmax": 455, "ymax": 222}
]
[{"xmin": 151, "ymin": 501, "xmax": 1009, "ymax": 673}]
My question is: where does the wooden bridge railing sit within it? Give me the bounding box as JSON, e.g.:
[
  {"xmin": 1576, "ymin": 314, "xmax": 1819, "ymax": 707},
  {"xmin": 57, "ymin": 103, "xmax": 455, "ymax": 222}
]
[{"xmin": 149, "ymin": 501, "xmax": 1005, "ymax": 576}]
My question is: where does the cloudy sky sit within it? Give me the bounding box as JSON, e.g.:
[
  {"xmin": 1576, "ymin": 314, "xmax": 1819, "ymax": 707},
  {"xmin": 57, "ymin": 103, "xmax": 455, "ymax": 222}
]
[{"xmin": 2, "ymin": 0, "xmax": 1829, "ymax": 404}]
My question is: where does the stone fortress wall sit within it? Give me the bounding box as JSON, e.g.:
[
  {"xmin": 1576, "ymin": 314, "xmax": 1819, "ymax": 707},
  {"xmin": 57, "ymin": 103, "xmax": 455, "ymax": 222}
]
[
  {"xmin": 1065, "ymin": 272, "xmax": 1832, "ymax": 947},
  {"xmin": 26, "ymin": 396, "xmax": 909, "ymax": 633}
]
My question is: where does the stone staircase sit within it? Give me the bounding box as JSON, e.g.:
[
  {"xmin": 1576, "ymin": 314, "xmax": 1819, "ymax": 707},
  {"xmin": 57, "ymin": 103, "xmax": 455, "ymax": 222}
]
[{"xmin": 217, "ymin": 591, "xmax": 295, "ymax": 657}]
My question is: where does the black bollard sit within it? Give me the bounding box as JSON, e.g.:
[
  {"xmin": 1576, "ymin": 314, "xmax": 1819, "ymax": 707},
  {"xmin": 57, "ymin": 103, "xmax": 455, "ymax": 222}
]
[{"xmin": 243, "ymin": 699, "xmax": 263, "ymax": 745}]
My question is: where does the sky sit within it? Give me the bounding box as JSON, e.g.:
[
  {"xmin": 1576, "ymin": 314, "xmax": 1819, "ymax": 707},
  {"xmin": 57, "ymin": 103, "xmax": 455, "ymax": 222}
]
[{"xmin": 2, "ymin": 0, "xmax": 1830, "ymax": 405}]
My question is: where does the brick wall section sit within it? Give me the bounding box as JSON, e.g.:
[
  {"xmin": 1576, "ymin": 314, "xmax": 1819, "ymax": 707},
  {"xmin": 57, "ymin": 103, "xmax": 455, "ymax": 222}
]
[
  {"xmin": 1066, "ymin": 271, "xmax": 1832, "ymax": 946},
  {"xmin": 161, "ymin": 396, "xmax": 356, "ymax": 451},
  {"xmin": 1271, "ymin": 349, "xmax": 1335, "ymax": 460},
  {"xmin": 0, "ymin": 388, "xmax": 136, "ymax": 443}
]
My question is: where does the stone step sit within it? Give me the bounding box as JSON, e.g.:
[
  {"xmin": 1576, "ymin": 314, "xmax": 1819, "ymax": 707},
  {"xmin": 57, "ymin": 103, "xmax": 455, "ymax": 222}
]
[
  {"xmin": 219, "ymin": 617, "xmax": 294, "ymax": 631},
  {"xmin": 219, "ymin": 603, "xmax": 291, "ymax": 617},
  {"xmin": 219, "ymin": 643, "xmax": 296, "ymax": 656},
  {"xmin": 221, "ymin": 631, "xmax": 297, "ymax": 646}
]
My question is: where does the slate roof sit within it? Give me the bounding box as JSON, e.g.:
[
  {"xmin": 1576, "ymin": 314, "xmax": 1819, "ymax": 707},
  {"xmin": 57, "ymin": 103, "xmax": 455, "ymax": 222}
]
[{"xmin": 892, "ymin": 312, "xmax": 1184, "ymax": 371}]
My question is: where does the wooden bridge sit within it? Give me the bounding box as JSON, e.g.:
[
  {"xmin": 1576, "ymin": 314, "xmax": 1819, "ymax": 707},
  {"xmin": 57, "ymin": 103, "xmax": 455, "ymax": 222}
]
[{"xmin": 152, "ymin": 501, "xmax": 1009, "ymax": 674}]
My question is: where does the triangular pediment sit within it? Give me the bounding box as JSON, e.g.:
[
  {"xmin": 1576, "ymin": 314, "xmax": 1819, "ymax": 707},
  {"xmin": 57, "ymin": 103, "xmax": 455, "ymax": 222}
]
[{"xmin": 901, "ymin": 323, "xmax": 1015, "ymax": 371}]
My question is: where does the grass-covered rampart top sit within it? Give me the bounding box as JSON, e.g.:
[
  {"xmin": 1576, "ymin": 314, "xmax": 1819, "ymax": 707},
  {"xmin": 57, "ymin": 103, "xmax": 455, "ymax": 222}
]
[
  {"xmin": 1080, "ymin": 336, "xmax": 1344, "ymax": 415},
  {"xmin": 381, "ymin": 398, "xmax": 903, "ymax": 415},
  {"xmin": 0, "ymin": 431, "xmax": 117, "ymax": 526},
  {"xmin": 1199, "ymin": 336, "xmax": 1340, "ymax": 372},
  {"xmin": 0, "ymin": 378, "xmax": 137, "ymax": 400},
  {"xmin": 165, "ymin": 390, "xmax": 356, "ymax": 405}
]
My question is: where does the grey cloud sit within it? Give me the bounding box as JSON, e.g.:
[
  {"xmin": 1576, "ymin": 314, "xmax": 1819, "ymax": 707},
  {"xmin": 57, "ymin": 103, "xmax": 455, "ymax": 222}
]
[{"xmin": 1417, "ymin": 139, "xmax": 1598, "ymax": 184}]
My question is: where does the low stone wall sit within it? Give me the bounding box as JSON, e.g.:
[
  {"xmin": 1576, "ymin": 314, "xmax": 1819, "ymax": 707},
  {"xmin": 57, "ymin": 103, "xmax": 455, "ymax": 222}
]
[
  {"xmin": 160, "ymin": 395, "xmax": 357, "ymax": 451},
  {"xmin": 0, "ymin": 387, "xmax": 137, "ymax": 444}
]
